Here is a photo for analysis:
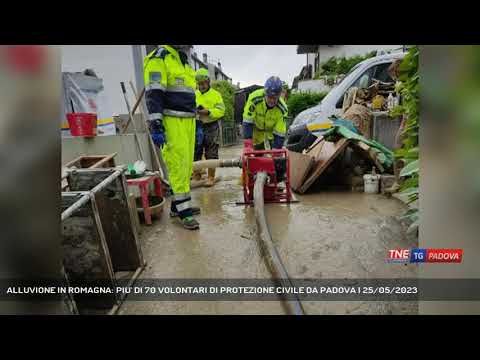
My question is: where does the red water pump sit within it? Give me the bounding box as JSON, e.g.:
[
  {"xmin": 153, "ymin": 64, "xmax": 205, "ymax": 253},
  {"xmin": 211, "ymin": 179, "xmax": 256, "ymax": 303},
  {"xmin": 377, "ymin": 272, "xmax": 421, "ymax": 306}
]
[{"xmin": 241, "ymin": 142, "xmax": 293, "ymax": 205}]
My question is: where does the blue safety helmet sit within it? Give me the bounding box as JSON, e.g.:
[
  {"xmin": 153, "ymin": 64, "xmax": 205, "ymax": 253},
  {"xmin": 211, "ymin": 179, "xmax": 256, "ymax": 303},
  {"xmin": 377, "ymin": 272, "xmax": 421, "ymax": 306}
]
[{"xmin": 264, "ymin": 76, "xmax": 283, "ymax": 97}]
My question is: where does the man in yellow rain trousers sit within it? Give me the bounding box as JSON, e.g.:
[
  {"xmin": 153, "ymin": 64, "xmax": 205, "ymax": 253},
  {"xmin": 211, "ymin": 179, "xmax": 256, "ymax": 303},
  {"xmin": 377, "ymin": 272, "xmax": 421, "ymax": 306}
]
[
  {"xmin": 143, "ymin": 45, "xmax": 200, "ymax": 230},
  {"xmin": 193, "ymin": 68, "xmax": 225, "ymax": 186}
]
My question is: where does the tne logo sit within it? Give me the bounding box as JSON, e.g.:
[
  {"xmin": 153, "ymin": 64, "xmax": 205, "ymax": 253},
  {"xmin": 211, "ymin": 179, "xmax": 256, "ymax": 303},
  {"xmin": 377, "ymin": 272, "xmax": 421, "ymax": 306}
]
[
  {"xmin": 387, "ymin": 249, "xmax": 410, "ymax": 263},
  {"xmin": 387, "ymin": 248, "xmax": 463, "ymax": 263}
]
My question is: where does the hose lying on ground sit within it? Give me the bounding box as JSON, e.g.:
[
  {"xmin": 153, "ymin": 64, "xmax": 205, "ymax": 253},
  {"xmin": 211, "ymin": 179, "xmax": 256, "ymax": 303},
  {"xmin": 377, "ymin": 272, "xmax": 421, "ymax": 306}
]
[
  {"xmin": 254, "ymin": 172, "xmax": 305, "ymax": 316},
  {"xmin": 192, "ymin": 158, "xmax": 242, "ymax": 171},
  {"xmin": 193, "ymin": 157, "xmax": 304, "ymax": 314}
]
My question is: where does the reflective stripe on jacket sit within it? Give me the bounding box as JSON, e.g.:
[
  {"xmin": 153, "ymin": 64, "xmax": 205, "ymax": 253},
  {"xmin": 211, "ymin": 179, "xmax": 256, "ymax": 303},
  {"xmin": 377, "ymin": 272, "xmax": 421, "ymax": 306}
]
[{"xmin": 144, "ymin": 45, "xmax": 197, "ymax": 120}]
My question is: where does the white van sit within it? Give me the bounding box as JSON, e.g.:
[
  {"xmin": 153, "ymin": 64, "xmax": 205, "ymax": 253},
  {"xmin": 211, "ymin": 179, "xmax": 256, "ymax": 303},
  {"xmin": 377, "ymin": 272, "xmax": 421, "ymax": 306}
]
[{"xmin": 286, "ymin": 51, "xmax": 406, "ymax": 152}]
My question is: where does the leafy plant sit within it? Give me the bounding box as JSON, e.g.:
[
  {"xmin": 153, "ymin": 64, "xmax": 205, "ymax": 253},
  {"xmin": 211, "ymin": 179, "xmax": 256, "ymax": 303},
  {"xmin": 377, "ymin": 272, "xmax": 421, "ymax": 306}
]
[
  {"xmin": 287, "ymin": 91, "xmax": 328, "ymax": 120},
  {"xmin": 389, "ymin": 46, "xmax": 419, "ymax": 233},
  {"xmin": 326, "ymin": 75, "xmax": 336, "ymax": 86},
  {"xmin": 211, "ymin": 80, "xmax": 236, "ymax": 122}
]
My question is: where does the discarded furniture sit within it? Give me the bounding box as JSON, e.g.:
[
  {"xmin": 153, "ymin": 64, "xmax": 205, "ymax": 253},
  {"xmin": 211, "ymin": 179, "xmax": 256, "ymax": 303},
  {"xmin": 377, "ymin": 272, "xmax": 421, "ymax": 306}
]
[
  {"xmin": 62, "ymin": 166, "xmax": 145, "ymax": 314},
  {"xmin": 341, "ymin": 104, "xmax": 372, "ymax": 138},
  {"xmin": 288, "ymin": 150, "xmax": 315, "ymax": 191},
  {"xmin": 371, "ymin": 111, "xmax": 402, "ymax": 149},
  {"xmin": 289, "ymin": 138, "xmax": 351, "ymax": 194},
  {"xmin": 126, "ymin": 172, "xmax": 164, "ymax": 225}
]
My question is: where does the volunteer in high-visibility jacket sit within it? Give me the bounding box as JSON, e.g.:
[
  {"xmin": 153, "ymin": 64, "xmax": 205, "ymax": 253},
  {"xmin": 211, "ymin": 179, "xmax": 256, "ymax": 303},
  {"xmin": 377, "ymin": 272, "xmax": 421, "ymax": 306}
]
[
  {"xmin": 143, "ymin": 45, "xmax": 200, "ymax": 230},
  {"xmin": 193, "ymin": 68, "xmax": 225, "ymax": 186},
  {"xmin": 242, "ymin": 76, "xmax": 288, "ymax": 150}
]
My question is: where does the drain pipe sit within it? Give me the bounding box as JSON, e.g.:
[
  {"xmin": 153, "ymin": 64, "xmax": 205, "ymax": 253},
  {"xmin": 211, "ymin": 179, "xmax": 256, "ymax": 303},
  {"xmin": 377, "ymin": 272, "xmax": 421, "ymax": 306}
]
[{"xmin": 254, "ymin": 172, "xmax": 305, "ymax": 316}]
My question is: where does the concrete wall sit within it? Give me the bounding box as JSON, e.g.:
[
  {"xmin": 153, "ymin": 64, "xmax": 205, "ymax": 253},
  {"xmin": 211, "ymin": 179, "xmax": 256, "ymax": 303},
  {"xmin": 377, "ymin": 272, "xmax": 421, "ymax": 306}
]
[
  {"xmin": 61, "ymin": 45, "xmax": 147, "ymax": 117},
  {"xmin": 62, "ymin": 133, "xmax": 154, "ymax": 170},
  {"xmin": 297, "ymin": 79, "xmax": 332, "ymax": 93}
]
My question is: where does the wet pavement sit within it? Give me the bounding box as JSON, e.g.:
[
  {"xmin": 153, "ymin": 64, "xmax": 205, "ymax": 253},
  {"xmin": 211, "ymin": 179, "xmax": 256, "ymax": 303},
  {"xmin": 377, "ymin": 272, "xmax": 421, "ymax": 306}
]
[{"xmin": 119, "ymin": 145, "xmax": 418, "ymax": 315}]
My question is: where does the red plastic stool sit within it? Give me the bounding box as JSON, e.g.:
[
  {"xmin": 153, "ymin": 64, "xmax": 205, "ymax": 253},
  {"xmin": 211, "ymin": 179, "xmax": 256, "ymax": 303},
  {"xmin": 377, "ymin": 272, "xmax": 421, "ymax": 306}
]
[{"xmin": 126, "ymin": 173, "xmax": 163, "ymax": 225}]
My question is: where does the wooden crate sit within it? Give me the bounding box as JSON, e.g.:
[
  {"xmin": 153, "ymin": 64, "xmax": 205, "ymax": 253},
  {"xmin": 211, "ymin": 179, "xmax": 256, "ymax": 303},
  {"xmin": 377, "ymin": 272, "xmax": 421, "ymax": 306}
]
[
  {"xmin": 61, "ymin": 191, "xmax": 120, "ymax": 311},
  {"xmin": 66, "ymin": 168, "xmax": 144, "ymax": 272},
  {"xmin": 62, "ymin": 153, "xmax": 116, "ymax": 191},
  {"xmin": 64, "ymin": 153, "xmax": 116, "ymax": 169},
  {"xmin": 62, "ymin": 167, "xmax": 145, "ymax": 314}
]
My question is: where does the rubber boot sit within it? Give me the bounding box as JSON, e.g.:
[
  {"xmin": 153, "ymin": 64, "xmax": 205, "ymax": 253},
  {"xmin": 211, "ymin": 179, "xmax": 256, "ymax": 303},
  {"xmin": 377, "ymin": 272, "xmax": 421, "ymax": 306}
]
[
  {"xmin": 170, "ymin": 206, "xmax": 201, "ymax": 218},
  {"xmin": 181, "ymin": 216, "xmax": 200, "ymax": 230},
  {"xmin": 205, "ymin": 168, "xmax": 216, "ymax": 187}
]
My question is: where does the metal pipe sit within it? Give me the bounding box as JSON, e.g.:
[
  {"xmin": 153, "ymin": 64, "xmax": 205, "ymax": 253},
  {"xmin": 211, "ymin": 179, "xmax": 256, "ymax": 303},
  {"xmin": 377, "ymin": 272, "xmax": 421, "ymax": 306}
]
[
  {"xmin": 61, "ymin": 192, "xmax": 91, "ymax": 222},
  {"xmin": 192, "ymin": 158, "xmax": 242, "ymax": 171},
  {"xmin": 253, "ymin": 172, "xmax": 305, "ymax": 316},
  {"xmin": 61, "ymin": 167, "xmax": 125, "ymax": 222},
  {"xmin": 90, "ymin": 168, "xmax": 124, "ymax": 194}
]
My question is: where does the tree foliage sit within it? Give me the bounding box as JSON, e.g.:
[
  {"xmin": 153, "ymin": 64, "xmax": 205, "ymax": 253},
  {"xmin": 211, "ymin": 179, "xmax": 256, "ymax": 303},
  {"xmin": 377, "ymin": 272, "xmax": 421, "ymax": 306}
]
[{"xmin": 211, "ymin": 80, "xmax": 236, "ymax": 122}]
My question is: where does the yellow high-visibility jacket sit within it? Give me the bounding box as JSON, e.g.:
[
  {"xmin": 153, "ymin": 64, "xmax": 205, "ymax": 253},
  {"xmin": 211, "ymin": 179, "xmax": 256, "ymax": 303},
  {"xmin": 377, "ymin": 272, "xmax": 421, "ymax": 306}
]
[
  {"xmin": 242, "ymin": 88, "xmax": 287, "ymax": 146},
  {"xmin": 195, "ymin": 87, "xmax": 225, "ymax": 124},
  {"xmin": 143, "ymin": 45, "xmax": 197, "ymax": 121}
]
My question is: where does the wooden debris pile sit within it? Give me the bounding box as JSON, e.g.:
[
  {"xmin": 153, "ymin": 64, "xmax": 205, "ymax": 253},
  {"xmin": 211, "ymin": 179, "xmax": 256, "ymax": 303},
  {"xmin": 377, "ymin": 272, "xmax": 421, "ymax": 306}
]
[{"xmin": 289, "ymin": 133, "xmax": 391, "ymax": 194}]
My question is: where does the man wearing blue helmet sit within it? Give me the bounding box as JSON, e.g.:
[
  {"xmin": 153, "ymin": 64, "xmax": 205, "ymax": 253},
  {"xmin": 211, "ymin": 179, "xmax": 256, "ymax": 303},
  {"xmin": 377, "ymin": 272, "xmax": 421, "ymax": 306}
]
[{"xmin": 242, "ymin": 76, "xmax": 288, "ymax": 150}]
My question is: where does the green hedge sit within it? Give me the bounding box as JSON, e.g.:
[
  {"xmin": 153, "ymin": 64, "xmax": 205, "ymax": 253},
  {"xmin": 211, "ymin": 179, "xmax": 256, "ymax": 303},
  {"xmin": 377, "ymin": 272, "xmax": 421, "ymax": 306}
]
[
  {"xmin": 211, "ymin": 80, "xmax": 236, "ymax": 122},
  {"xmin": 287, "ymin": 91, "xmax": 328, "ymax": 120}
]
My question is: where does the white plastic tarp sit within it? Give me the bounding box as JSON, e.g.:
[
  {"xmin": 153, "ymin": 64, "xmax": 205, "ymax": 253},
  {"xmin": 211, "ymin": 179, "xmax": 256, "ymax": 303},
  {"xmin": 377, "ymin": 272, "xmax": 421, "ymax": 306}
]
[{"xmin": 60, "ymin": 71, "xmax": 116, "ymax": 137}]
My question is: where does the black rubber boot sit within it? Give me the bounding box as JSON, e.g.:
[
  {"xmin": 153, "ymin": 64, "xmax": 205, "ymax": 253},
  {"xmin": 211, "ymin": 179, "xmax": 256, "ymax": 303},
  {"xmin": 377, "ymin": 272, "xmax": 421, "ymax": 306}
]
[
  {"xmin": 170, "ymin": 207, "xmax": 201, "ymax": 218},
  {"xmin": 181, "ymin": 216, "xmax": 200, "ymax": 230}
]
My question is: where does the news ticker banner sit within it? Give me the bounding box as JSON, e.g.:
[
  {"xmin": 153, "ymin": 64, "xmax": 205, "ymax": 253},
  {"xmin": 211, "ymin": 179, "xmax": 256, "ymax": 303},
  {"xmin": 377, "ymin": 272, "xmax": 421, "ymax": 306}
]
[{"xmin": 2, "ymin": 279, "xmax": 480, "ymax": 301}]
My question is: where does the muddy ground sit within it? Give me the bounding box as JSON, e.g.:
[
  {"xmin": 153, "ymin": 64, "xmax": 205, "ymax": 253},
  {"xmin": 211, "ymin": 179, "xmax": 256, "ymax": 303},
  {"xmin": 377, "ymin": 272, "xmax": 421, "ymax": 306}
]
[{"xmin": 119, "ymin": 145, "xmax": 418, "ymax": 315}]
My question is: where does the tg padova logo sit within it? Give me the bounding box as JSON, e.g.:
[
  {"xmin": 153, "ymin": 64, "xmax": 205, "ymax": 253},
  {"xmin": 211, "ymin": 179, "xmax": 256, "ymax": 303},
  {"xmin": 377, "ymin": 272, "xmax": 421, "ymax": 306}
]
[{"xmin": 387, "ymin": 248, "xmax": 463, "ymax": 264}]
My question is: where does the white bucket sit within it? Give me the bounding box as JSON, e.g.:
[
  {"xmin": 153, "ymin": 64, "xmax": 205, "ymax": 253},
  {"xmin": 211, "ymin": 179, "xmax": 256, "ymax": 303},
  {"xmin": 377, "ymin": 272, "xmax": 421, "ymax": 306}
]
[{"xmin": 363, "ymin": 174, "xmax": 380, "ymax": 194}]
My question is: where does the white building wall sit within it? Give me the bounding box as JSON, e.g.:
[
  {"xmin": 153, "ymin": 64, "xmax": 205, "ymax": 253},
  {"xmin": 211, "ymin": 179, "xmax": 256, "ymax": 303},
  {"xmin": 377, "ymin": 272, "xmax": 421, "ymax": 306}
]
[
  {"xmin": 61, "ymin": 45, "xmax": 145, "ymax": 116},
  {"xmin": 307, "ymin": 53, "xmax": 316, "ymax": 69},
  {"xmin": 297, "ymin": 79, "xmax": 332, "ymax": 93},
  {"xmin": 318, "ymin": 45, "xmax": 402, "ymax": 63}
]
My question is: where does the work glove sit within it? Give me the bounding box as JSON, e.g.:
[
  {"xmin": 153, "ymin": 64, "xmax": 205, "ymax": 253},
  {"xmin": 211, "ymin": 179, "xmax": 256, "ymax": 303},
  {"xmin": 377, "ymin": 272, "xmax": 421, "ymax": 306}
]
[
  {"xmin": 148, "ymin": 119, "xmax": 166, "ymax": 147},
  {"xmin": 272, "ymin": 134, "xmax": 284, "ymax": 149},
  {"xmin": 151, "ymin": 133, "xmax": 166, "ymax": 147},
  {"xmin": 196, "ymin": 120, "xmax": 204, "ymax": 147}
]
